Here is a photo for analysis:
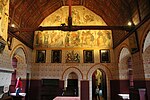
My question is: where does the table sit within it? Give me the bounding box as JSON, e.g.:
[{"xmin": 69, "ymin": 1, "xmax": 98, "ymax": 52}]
[
  {"xmin": 10, "ymin": 93, "xmax": 26, "ymax": 100},
  {"xmin": 118, "ymin": 94, "xmax": 130, "ymax": 100},
  {"xmin": 53, "ymin": 96, "xmax": 80, "ymax": 100}
]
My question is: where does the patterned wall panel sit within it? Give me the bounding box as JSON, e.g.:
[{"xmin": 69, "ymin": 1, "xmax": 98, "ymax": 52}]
[{"xmin": 0, "ymin": 72, "xmax": 11, "ymax": 92}]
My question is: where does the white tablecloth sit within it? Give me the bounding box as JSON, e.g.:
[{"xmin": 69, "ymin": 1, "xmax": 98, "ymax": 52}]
[
  {"xmin": 10, "ymin": 93, "xmax": 26, "ymax": 97},
  {"xmin": 53, "ymin": 96, "xmax": 80, "ymax": 100}
]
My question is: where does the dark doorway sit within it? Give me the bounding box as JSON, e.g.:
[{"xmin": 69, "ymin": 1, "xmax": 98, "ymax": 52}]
[
  {"xmin": 67, "ymin": 79, "xmax": 78, "ymax": 96},
  {"xmin": 25, "ymin": 73, "xmax": 30, "ymax": 100},
  {"xmin": 92, "ymin": 69, "xmax": 107, "ymax": 100},
  {"xmin": 65, "ymin": 72, "xmax": 78, "ymax": 96}
]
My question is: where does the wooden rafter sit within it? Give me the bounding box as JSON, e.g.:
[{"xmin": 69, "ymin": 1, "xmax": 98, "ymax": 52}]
[{"xmin": 18, "ymin": 25, "xmax": 134, "ymax": 32}]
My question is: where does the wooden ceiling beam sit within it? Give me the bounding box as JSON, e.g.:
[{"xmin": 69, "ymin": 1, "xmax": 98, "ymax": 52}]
[
  {"xmin": 19, "ymin": 25, "xmax": 134, "ymax": 32},
  {"xmin": 61, "ymin": 0, "xmax": 65, "ymax": 6},
  {"xmin": 113, "ymin": 12, "xmax": 150, "ymax": 48}
]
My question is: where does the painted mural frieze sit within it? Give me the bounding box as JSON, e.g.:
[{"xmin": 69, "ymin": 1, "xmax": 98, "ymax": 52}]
[
  {"xmin": 40, "ymin": 6, "xmax": 107, "ymax": 26},
  {"xmin": 1, "ymin": 0, "xmax": 8, "ymax": 6},
  {"xmin": 34, "ymin": 6, "xmax": 112, "ymax": 49},
  {"xmin": 34, "ymin": 30, "xmax": 112, "ymax": 48},
  {"xmin": 0, "ymin": 0, "xmax": 9, "ymax": 38}
]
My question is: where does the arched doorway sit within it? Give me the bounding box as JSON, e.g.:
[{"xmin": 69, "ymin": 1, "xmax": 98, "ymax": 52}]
[
  {"xmin": 10, "ymin": 46, "xmax": 29, "ymax": 100},
  {"xmin": 92, "ymin": 69, "xmax": 107, "ymax": 100},
  {"xmin": 9, "ymin": 57, "xmax": 18, "ymax": 93},
  {"xmin": 62, "ymin": 67, "xmax": 83, "ymax": 97},
  {"xmin": 65, "ymin": 72, "xmax": 78, "ymax": 96},
  {"xmin": 118, "ymin": 47, "xmax": 131, "ymax": 80},
  {"xmin": 142, "ymin": 31, "xmax": 150, "ymax": 100},
  {"xmin": 118, "ymin": 47, "xmax": 131, "ymax": 98},
  {"xmin": 88, "ymin": 64, "xmax": 111, "ymax": 100}
]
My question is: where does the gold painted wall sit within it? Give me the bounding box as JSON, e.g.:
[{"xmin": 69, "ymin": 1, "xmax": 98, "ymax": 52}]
[
  {"xmin": 0, "ymin": 0, "xmax": 9, "ymax": 40},
  {"xmin": 34, "ymin": 30, "xmax": 112, "ymax": 49},
  {"xmin": 34, "ymin": 6, "xmax": 112, "ymax": 49},
  {"xmin": 40, "ymin": 6, "xmax": 107, "ymax": 26}
]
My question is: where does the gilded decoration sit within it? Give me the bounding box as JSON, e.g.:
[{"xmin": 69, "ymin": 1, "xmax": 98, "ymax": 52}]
[
  {"xmin": 66, "ymin": 50, "xmax": 80, "ymax": 63},
  {"xmin": 34, "ymin": 30, "xmax": 111, "ymax": 48},
  {"xmin": 34, "ymin": 6, "xmax": 112, "ymax": 49},
  {"xmin": 0, "ymin": 0, "xmax": 9, "ymax": 38},
  {"xmin": 40, "ymin": 6, "xmax": 107, "ymax": 26}
]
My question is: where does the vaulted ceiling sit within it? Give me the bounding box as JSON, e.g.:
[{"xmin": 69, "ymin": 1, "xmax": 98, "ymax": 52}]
[{"xmin": 8, "ymin": 0, "xmax": 150, "ymax": 49}]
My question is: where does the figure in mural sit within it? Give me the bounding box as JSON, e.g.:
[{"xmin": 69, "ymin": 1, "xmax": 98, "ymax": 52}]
[
  {"xmin": 53, "ymin": 15, "xmax": 62, "ymax": 24},
  {"xmin": 70, "ymin": 32, "xmax": 80, "ymax": 46},
  {"xmin": 65, "ymin": 32, "xmax": 70, "ymax": 46},
  {"xmin": 44, "ymin": 31, "xmax": 49, "ymax": 45},
  {"xmin": 49, "ymin": 31, "xmax": 64, "ymax": 46},
  {"xmin": 81, "ymin": 31, "xmax": 95, "ymax": 47},
  {"xmin": 36, "ymin": 31, "xmax": 43, "ymax": 46},
  {"xmin": 97, "ymin": 31, "xmax": 105, "ymax": 47},
  {"xmin": 72, "ymin": 8, "xmax": 81, "ymax": 24},
  {"xmin": 0, "ymin": 4, "xmax": 3, "ymax": 35},
  {"xmin": 86, "ymin": 31, "xmax": 94, "ymax": 46},
  {"xmin": 105, "ymin": 31, "xmax": 111, "ymax": 47},
  {"xmin": 97, "ymin": 31, "xmax": 111, "ymax": 48},
  {"xmin": 15, "ymin": 77, "xmax": 22, "ymax": 96},
  {"xmin": 51, "ymin": 31, "xmax": 57, "ymax": 44},
  {"xmin": 65, "ymin": 32, "xmax": 80, "ymax": 47},
  {"xmin": 84, "ymin": 14, "xmax": 94, "ymax": 23}
]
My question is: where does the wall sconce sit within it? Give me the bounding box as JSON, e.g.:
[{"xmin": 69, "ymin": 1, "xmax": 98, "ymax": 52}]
[{"xmin": 0, "ymin": 36, "xmax": 7, "ymax": 53}]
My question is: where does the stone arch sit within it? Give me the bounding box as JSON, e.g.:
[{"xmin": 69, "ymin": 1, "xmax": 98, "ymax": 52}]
[
  {"xmin": 117, "ymin": 43, "xmax": 130, "ymax": 63},
  {"xmin": 62, "ymin": 67, "xmax": 83, "ymax": 97},
  {"xmin": 10, "ymin": 44, "xmax": 28, "ymax": 63},
  {"xmin": 11, "ymin": 45, "xmax": 27, "ymax": 79},
  {"xmin": 139, "ymin": 22, "xmax": 150, "ymax": 100},
  {"xmin": 87, "ymin": 64, "xmax": 112, "ymax": 80},
  {"xmin": 139, "ymin": 19, "xmax": 150, "ymax": 54},
  {"xmin": 142, "ymin": 31, "xmax": 150, "ymax": 53},
  {"xmin": 87, "ymin": 64, "xmax": 112, "ymax": 100},
  {"xmin": 118, "ymin": 47, "xmax": 131, "ymax": 80},
  {"xmin": 142, "ymin": 31, "xmax": 150, "ymax": 80},
  {"xmin": 62, "ymin": 67, "xmax": 83, "ymax": 80},
  {"xmin": 9, "ymin": 44, "xmax": 28, "ymax": 93}
]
